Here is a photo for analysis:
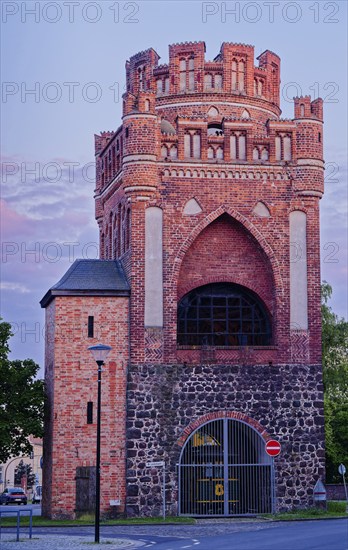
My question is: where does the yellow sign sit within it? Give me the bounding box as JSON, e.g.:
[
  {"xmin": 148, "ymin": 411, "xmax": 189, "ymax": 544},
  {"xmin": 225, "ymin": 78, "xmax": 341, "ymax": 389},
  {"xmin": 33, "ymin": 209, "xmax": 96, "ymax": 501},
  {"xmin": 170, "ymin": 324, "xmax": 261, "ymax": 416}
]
[
  {"xmin": 193, "ymin": 432, "xmax": 220, "ymax": 447},
  {"xmin": 215, "ymin": 483, "xmax": 224, "ymax": 496}
]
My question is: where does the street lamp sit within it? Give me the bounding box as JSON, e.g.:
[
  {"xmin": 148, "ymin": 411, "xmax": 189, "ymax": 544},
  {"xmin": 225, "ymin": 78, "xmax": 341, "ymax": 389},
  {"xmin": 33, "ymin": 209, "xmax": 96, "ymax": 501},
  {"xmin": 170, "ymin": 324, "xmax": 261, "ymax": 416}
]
[{"xmin": 88, "ymin": 343, "xmax": 112, "ymax": 544}]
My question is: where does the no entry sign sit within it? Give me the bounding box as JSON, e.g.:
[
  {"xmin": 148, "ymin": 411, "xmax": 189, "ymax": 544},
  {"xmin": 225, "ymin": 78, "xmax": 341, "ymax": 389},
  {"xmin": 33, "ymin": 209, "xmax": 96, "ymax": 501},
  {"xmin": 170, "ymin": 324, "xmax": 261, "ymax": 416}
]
[{"xmin": 265, "ymin": 439, "xmax": 281, "ymax": 457}]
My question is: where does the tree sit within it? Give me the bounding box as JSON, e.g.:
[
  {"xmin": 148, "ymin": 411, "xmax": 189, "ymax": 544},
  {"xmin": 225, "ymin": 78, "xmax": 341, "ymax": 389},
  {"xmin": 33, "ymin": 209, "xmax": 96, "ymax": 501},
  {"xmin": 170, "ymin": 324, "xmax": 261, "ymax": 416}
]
[
  {"xmin": 14, "ymin": 459, "xmax": 36, "ymax": 488},
  {"xmin": 321, "ymin": 282, "xmax": 348, "ymax": 482},
  {"xmin": 0, "ymin": 319, "xmax": 44, "ymax": 462}
]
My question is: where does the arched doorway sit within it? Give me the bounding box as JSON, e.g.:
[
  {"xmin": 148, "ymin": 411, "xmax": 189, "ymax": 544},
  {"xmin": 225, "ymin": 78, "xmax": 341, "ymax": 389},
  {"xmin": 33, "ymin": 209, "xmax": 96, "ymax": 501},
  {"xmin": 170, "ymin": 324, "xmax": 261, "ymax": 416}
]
[{"xmin": 178, "ymin": 418, "xmax": 274, "ymax": 516}]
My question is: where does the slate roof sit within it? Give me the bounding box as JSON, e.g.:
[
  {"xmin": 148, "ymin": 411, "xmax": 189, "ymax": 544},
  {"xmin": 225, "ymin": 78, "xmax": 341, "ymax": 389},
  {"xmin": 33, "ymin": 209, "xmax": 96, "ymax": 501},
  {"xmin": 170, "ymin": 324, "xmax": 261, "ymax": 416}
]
[{"xmin": 40, "ymin": 259, "xmax": 130, "ymax": 308}]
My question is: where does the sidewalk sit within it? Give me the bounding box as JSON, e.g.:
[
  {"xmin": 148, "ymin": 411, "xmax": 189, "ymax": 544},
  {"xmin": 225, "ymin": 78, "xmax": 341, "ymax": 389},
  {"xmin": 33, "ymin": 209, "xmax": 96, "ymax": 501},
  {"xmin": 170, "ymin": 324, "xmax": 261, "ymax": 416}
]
[{"xmin": 0, "ymin": 534, "xmax": 144, "ymax": 549}]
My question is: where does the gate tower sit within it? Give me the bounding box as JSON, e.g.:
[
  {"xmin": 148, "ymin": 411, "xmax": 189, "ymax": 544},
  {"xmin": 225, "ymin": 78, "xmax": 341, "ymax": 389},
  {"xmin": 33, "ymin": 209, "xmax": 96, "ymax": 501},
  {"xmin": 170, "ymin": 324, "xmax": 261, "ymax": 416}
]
[{"xmin": 41, "ymin": 41, "xmax": 325, "ymax": 518}]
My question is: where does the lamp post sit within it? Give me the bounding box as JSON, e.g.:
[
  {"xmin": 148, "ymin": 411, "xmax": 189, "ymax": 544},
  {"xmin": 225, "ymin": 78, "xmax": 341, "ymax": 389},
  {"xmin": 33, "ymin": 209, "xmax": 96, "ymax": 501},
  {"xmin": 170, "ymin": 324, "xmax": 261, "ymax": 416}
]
[{"xmin": 88, "ymin": 343, "xmax": 112, "ymax": 544}]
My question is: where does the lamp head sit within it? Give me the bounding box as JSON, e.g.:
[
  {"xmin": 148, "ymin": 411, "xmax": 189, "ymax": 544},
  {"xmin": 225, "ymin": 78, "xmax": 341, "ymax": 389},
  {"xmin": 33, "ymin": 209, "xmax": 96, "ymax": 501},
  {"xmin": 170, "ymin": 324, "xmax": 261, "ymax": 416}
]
[{"xmin": 88, "ymin": 344, "xmax": 112, "ymax": 364}]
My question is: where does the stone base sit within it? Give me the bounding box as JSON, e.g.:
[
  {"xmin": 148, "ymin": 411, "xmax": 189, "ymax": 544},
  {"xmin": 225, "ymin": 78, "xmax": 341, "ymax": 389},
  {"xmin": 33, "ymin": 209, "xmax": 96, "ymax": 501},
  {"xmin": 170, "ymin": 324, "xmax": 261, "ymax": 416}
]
[{"xmin": 126, "ymin": 363, "xmax": 325, "ymax": 516}]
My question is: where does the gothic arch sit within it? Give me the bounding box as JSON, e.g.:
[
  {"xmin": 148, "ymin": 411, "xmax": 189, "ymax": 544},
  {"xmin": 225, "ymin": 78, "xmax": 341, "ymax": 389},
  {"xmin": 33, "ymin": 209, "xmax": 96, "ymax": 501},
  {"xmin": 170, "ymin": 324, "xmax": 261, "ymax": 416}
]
[
  {"xmin": 170, "ymin": 205, "xmax": 283, "ymax": 296},
  {"xmin": 176, "ymin": 410, "xmax": 271, "ymax": 450}
]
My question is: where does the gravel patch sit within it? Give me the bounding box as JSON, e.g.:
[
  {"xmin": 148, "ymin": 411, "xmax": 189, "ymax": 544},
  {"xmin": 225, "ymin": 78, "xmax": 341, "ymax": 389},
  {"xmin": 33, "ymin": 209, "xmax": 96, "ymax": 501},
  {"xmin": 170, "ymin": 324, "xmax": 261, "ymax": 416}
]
[{"xmin": 0, "ymin": 535, "xmax": 144, "ymax": 549}]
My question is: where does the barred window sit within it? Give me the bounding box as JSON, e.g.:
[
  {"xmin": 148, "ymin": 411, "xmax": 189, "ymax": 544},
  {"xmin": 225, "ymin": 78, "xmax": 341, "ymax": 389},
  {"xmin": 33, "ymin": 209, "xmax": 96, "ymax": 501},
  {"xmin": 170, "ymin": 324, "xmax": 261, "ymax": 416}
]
[{"xmin": 177, "ymin": 283, "xmax": 271, "ymax": 346}]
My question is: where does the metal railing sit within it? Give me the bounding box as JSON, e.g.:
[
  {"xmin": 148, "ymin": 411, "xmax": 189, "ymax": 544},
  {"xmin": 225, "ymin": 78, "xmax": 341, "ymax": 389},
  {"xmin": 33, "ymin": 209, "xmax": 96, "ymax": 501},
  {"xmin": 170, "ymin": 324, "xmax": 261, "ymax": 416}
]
[{"xmin": 0, "ymin": 508, "xmax": 33, "ymax": 542}]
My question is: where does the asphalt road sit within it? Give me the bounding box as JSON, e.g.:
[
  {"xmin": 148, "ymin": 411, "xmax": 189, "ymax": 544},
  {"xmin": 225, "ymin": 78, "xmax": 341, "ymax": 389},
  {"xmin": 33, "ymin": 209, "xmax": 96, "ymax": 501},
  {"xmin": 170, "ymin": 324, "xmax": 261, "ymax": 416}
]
[{"xmin": 1, "ymin": 519, "xmax": 347, "ymax": 550}]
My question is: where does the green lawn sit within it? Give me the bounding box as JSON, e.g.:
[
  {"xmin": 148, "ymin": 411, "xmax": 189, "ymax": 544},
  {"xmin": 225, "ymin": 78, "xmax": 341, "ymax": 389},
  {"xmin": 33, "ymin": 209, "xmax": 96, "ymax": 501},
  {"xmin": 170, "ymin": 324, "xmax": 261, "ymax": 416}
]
[
  {"xmin": 264, "ymin": 500, "xmax": 348, "ymax": 521},
  {"xmin": 1, "ymin": 501, "xmax": 346, "ymax": 527},
  {"xmin": 0, "ymin": 514, "xmax": 196, "ymax": 527}
]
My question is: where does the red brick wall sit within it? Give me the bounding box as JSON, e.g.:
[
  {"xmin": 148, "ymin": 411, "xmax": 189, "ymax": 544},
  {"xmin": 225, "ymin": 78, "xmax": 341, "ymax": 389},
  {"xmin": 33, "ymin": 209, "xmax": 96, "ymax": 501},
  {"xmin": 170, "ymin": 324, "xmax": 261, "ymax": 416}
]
[{"xmin": 43, "ymin": 296, "xmax": 129, "ymax": 519}]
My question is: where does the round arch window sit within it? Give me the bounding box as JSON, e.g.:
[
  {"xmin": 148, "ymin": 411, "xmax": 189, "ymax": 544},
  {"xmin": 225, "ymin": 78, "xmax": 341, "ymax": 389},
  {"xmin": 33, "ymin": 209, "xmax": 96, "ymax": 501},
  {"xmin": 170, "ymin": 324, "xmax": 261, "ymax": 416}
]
[{"xmin": 177, "ymin": 283, "xmax": 271, "ymax": 346}]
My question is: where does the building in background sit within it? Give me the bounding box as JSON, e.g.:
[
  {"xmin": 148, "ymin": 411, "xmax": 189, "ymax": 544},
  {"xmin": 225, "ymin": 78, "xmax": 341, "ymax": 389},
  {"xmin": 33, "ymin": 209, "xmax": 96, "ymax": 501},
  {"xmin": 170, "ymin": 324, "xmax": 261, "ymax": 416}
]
[
  {"xmin": 0, "ymin": 436, "xmax": 43, "ymax": 498},
  {"xmin": 41, "ymin": 41, "xmax": 325, "ymax": 519}
]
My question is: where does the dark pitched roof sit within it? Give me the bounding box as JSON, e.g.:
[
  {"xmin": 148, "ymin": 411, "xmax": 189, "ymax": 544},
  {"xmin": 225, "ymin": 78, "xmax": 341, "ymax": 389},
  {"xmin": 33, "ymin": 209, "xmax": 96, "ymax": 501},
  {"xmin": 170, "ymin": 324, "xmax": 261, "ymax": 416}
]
[{"xmin": 40, "ymin": 260, "xmax": 130, "ymax": 308}]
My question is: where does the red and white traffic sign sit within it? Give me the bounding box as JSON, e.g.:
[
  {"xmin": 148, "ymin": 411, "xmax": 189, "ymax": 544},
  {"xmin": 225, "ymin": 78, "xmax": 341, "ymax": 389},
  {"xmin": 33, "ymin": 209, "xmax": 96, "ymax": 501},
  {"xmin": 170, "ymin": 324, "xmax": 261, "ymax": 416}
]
[{"xmin": 265, "ymin": 439, "xmax": 281, "ymax": 457}]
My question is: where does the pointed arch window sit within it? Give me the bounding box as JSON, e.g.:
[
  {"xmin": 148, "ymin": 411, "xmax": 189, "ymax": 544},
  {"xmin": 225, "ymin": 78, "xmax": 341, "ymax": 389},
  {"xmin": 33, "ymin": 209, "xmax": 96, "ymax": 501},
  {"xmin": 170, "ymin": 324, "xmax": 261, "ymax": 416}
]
[
  {"xmin": 275, "ymin": 133, "xmax": 292, "ymax": 161},
  {"xmin": 204, "ymin": 73, "xmax": 213, "ymax": 90},
  {"xmin": 179, "ymin": 59, "xmax": 186, "ymax": 91},
  {"xmin": 177, "ymin": 283, "xmax": 271, "ymax": 346},
  {"xmin": 184, "ymin": 131, "xmax": 201, "ymax": 159},
  {"xmin": 230, "ymin": 132, "xmax": 246, "ymax": 161},
  {"xmin": 238, "ymin": 60, "xmax": 245, "ymax": 91},
  {"xmin": 232, "ymin": 59, "xmax": 245, "ymax": 92},
  {"xmin": 188, "ymin": 58, "xmax": 195, "ymax": 91},
  {"xmin": 232, "ymin": 60, "xmax": 237, "ymax": 91}
]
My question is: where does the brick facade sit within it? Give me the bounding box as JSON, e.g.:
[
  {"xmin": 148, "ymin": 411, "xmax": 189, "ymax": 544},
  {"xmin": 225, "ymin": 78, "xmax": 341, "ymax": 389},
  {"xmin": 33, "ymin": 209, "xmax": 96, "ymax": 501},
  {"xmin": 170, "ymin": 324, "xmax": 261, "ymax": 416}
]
[{"xmin": 42, "ymin": 41, "xmax": 325, "ymax": 518}]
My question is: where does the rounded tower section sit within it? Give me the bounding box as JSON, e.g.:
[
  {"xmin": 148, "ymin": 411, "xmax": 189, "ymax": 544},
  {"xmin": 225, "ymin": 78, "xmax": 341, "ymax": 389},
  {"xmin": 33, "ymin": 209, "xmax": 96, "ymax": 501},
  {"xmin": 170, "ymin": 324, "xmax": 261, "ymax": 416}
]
[{"xmin": 293, "ymin": 96, "xmax": 324, "ymax": 197}]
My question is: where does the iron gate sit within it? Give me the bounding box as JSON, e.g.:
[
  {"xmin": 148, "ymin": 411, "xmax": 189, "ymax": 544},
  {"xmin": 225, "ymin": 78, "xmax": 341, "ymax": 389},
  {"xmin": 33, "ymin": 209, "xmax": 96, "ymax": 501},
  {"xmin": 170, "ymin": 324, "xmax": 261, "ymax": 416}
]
[{"xmin": 178, "ymin": 418, "xmax": 274, "ymax": 516}]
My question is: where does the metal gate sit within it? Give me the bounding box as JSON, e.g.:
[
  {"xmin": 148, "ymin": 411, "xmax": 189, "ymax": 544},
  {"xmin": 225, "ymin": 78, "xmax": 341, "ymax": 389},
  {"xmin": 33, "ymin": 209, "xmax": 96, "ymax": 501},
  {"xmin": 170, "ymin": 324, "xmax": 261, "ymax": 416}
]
[{"xmin": 178, "ymin": 418, "xmax": 274, "ymax": 516}]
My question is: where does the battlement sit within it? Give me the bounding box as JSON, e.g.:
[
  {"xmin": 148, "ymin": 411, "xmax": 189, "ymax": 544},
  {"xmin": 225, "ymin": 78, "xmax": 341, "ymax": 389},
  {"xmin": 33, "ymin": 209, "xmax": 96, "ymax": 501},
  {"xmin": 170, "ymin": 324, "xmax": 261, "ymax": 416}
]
[{"xmin": 124, "ymin": 41, "xmax": 282, "ymax": 109}]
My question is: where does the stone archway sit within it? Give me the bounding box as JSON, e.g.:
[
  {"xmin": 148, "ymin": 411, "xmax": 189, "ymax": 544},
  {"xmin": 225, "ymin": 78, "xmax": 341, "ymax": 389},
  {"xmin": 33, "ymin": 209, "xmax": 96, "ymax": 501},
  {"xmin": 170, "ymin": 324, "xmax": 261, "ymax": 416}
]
[{"xmin": 177, "ymin": 413, "xmax": 274, "ymax": 516}]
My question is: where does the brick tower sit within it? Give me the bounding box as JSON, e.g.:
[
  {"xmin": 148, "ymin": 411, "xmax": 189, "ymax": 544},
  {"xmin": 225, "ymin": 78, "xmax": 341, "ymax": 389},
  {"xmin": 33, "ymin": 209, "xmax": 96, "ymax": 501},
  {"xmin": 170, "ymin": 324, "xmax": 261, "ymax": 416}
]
[{"xmin": 41, "ymin": 41, "xmax": 325, "ymax": 518}]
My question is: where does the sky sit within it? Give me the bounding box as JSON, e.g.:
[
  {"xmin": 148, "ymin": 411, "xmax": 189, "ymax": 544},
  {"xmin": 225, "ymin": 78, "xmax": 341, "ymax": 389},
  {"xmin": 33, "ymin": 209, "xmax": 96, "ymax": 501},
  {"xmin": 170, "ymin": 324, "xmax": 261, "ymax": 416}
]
[{"xmin": 1, "ymin": 0, "xmax": 347, "ymax": 377}]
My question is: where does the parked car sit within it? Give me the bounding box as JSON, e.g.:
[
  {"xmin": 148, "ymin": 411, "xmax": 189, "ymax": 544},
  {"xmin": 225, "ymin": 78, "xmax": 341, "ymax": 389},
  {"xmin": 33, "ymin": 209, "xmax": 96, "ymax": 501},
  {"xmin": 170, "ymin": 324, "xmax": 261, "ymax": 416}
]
[
  {"xmin": 32, "ymin": 485, "xmax": 42, "ymax": 504},
  {"xmin": 0, "ymin": 487, "xmax": 27, "ymax": 505}
]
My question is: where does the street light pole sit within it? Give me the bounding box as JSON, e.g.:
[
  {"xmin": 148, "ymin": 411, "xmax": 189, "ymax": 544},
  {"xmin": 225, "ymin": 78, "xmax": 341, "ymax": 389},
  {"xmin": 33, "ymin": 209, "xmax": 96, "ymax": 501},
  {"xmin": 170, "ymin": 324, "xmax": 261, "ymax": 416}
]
[
  {"xmin": 95, "ymin": 359, "xmax": 102, "ymax": 544},
  {"xmin": 88, "ymin": 344, "xmax": 112, "ymax": 545}
]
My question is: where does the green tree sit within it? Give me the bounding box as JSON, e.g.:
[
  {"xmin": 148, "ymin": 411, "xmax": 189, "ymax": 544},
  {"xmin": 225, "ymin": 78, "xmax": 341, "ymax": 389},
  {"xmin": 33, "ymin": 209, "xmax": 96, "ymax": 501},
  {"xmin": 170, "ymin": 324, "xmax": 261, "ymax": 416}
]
[
  {"xmin": 321, "ymin": 282, "xmax": 348, "ymax": 482},
  {"xmin": 0, "ymin": 319, "xmax": 44, "ymax": 462},
  {"xmin": 14, "ymin": 459, "xmax": 36, "ymax": 488}
]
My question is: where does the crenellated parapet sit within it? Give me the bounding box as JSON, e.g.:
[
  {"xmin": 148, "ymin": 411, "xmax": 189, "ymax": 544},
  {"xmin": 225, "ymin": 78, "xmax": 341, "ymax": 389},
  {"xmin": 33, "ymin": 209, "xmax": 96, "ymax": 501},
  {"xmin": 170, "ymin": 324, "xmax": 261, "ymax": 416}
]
[{"xmin": 94, "ymin": 42, "xmax": 324, "ymax": 214}]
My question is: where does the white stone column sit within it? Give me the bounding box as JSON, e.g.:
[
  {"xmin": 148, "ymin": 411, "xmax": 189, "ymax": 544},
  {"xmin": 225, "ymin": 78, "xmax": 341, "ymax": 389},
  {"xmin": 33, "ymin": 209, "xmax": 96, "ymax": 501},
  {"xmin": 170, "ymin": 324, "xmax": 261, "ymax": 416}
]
[
  {"xmin": 145, "ymin": 207, "xmax": 163, "ymax": 327},
  {"xmin": 290, "ymin": 210, "xmax": 308, "ymax": 330}
]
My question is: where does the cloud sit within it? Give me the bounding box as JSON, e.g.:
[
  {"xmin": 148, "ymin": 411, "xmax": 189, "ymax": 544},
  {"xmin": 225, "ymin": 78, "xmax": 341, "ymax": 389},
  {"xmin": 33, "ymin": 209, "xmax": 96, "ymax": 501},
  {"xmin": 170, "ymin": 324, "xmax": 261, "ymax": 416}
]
[{"xmin": 0, "ymin": 282, "xmax": 30, "ymax": 293}]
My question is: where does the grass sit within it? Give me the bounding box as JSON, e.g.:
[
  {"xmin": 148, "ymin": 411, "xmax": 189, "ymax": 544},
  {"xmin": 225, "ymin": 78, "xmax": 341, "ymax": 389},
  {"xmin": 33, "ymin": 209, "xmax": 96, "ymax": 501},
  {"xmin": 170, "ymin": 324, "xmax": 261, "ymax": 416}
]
[
  {"xmin": 1, "ymin": 502, "xmax": 346, "ymax": 526},
  {"xmin": 264, "ymin": 500, "xmax": 348, "ymax": 521},
  {"xmin": 0, "ymin": 514, "xmax": 196, "ymax": 527}
]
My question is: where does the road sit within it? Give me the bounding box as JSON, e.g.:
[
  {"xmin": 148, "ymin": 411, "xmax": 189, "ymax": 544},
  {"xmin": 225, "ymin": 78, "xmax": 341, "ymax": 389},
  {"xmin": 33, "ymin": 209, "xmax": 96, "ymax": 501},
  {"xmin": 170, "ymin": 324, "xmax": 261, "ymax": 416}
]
[{"xmin": 1, "ymin": 517, "xmax": 347, "ymax": 550}]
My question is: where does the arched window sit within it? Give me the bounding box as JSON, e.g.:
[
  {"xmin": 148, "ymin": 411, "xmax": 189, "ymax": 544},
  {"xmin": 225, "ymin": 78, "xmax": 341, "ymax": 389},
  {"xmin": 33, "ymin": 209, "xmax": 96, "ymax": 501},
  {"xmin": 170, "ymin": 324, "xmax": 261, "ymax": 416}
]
[
  {"xmin": 207, "ymin": 146, "xmax": 215, "ymax": 159},
  {"xmin": 238, "ymin": 60, "xmax": 245, "ymax": 91},
  {"xmin": 170, "ymin": 145, "xmax": 178, "ymax": 159},
  {"xmin": 188, "ymin": 58, "xmax": 195, "ymax": 91},
  {"xmin": 283, "ymin": 135, "xmax": 292, "ymax": 160},
  {"xmin": 261, "ymin": 148, "xmax": 269, "ymax": 161},
  {"xmin": 138, "ymin": 65, "xmax": 146, "ymax": 91},
  {"xmin": 177, "ymin": 283, "xmax": 271, "ymax": 346},
  {"xmin": 125, "ymin": 208, "xmax": 131, "ymax": 250},
  {"xmin": 258, "ymin": 79, "xmax": 263, "ymax": 96},
  {"xmin": 113, "ymin": 215, "xmax": 117, "ymax": 259},
  {"xmin": 164, "ymin": 77, "xmax": 170, "ymax": 93},
  {"xmin": 275, "ymin": 135, "xmax": 282, "ymax": 161},
  {"xmin": 232, "ymin": 60, "xmax": 237, "ymax": 91},
  {"xmin": 157, "ymin": 79, "xmax": 163, "ymax": 95},
  {"xmin": 230, "ymin": 132, "xmax": 246, "ymax": 160},
  {"xmin": 253, "ymin": 147, "xmax": 260, "ymax": 161},
  {"xmin": 144, "ymin": 99, "xmax": 150, "ymax": 112},
  {"xmin": 179, "ymin": 59, "xmax": 186, "ymax": 91},
  {"xmin": 117, "ymin": 204, "xmax": 122, "ymax": 257},
  {"xmin": 161, "ymin": 145, "xmax": 168, "ymax": 158},
  {"xmin": 184, "ymin": 132, "xmax": 201, "ymax": 158},
  {"xmin": 216, "ymin": 146, "xmax": 224, "ymax": 160},
  {"xmin": 215, "ymin": 74, "xmax": 222, "ymax": 89},
  {"xmin": 204, "ymin": 74, "xmax": 213, "ymax": 90}
]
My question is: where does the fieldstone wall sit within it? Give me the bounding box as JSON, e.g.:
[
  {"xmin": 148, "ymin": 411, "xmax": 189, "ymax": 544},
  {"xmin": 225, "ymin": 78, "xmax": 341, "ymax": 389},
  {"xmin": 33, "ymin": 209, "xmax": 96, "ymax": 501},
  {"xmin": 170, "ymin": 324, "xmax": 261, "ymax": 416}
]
[{"xmin": 126, "ymin": 363, "xmax": 325, "ymax": 516}]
